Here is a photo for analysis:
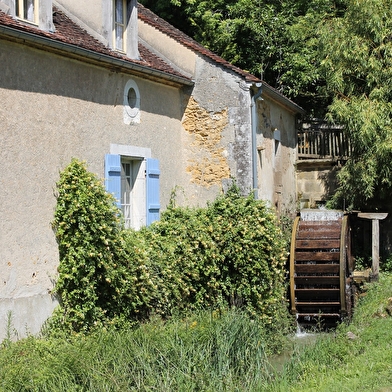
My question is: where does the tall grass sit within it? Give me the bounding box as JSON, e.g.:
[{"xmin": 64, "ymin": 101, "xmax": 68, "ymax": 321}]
[
  {"xmin": 0, "ymin": 309, "xmax": 291, "ymax": 391},
  {"xmin": 3, "ymin": 275, "xmax": 392, "ymax": 391}
]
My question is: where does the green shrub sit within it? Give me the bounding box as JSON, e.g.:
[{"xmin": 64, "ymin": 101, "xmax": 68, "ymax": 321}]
[
  {"xmin": 51, "ymin": 159, "xmax": 148, "ymax": 333},
  {"xmin": 144, "ymin": 185, "xmax": 289, "ymax": 327},
  {"xmin": 207, "ymin": 186, "xmax": 288, "ymax": 325},
  {"xmin": 139, "ymin": 205, "xmax": 221, "ymax": 316},
  {"xmin": 381, "ymin": 254, "xmax": 392, "ymax": 272},
  {"xmin": 51, "ymin": 159, "xmax": 290, "ymax": 334}
]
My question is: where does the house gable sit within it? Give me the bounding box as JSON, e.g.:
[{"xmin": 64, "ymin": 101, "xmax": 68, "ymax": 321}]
[
  {"xmin": 137, "ymin": 3, "xmax": 304, "ymax": 115},
  {"xmin": 137, "ymin": 3, "xmax": 259, "ymax": 84}
]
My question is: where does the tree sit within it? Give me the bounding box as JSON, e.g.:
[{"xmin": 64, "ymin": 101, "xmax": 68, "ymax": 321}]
[
  {"xmin": 139, "ymin": 1, "xmax": 347, "ymax": 114},
  {"xmin": 275, "ymin": 0, "xmax": 347, "ymax": 115},
  {"xmin": 140, "ymin": 0, "xmax": 299, "ymax": 92},
  {"xmin": 319, "ymin": 0, "xmax": 392, "ymax": 210}
]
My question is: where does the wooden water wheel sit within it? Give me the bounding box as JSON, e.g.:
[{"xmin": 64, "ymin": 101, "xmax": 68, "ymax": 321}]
[{"xmin": 289, "ymin": 210, "xmax": 354, "ymax": 328}]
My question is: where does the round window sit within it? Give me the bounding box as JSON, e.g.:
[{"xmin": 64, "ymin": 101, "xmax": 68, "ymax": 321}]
[
  {"xmin": 127, "ymin": 87, "xmax": 137, "ymax": 109},
  {"xmin": 123, "ymin": 79, "xmax": 140, "ymax": 122}
]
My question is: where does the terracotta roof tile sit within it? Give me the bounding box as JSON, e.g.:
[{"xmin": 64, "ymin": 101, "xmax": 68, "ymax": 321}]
[{"xmin": 0, "ymin": 7, "xmax": 191, "ymax": 82}]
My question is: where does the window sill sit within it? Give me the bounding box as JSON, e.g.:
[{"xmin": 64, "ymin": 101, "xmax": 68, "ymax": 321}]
[{"xmin": 16, "ymin": 17, "xmax": 39, "ymax": 28}]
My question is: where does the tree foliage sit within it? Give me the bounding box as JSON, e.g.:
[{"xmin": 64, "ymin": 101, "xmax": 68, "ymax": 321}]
[
  {"xmin": 139, "ymin": 0, "xmax": 346, "ymax": 113},
  {"xmin": 320, "ymin": 0, "xmax": 392, "ymax": 209},
  {"xmin": 140, "ymin": 0, "xmax": 294, "ymax": 86},
  {"xmin": 276, "ymin": 0, "xmax": 347, "ymax": 114}
]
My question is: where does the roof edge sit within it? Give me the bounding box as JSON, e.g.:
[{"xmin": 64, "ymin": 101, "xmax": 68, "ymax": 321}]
[
  {"xmin": 138, "ymin": 4, "xmax": 305, "ymax": 114},
  {"xmin": 260, "ymin": 83, "xmax": 306, "ymax": 115},
  {"xmin": 0, "ymin": 23, "xmax": 194, "ymax": 87}
]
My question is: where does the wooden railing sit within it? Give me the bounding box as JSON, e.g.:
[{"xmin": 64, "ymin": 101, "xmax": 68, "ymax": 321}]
[{"xmin": 298, "ymin": 120, "xmax": 351, "ymax": 160}]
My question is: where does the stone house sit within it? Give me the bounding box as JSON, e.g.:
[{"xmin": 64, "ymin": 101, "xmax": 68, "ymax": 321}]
[{"xmin": 0, "ymin": 0, "xmax": 304, "ymax": 340}]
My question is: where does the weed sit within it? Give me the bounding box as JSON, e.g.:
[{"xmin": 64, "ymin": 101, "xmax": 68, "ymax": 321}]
[{"xmin": 1, "ymin": 311, "xmax": 14, "ymax": 348}]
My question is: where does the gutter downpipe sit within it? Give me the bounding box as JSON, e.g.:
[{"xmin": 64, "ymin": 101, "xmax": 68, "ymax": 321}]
[{"xmin": 251, "ymin": 83, "xmax": 263, "ymax": 199}]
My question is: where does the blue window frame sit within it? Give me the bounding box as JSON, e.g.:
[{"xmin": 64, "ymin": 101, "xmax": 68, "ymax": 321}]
[{"xmin": 105, "ymin": 154, "xmax": 160, "ymax": 227}]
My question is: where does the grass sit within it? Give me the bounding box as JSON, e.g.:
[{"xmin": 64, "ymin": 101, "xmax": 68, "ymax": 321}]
[
  {"xmin": 268, "ymin": 273, "xmax": 392, "ymax": 392},
  {"xmin": 1, "ymin": 274, "xmax": 392, "ymax": 391},
  {"xmin": 0, "ymin": 309, "xmax": 291, "ymax": 391}
]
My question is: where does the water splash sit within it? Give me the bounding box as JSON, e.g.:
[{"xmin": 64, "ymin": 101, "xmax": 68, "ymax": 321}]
[
  {"xmin": 295, "ymin": 322, "xmax": 309, "ymax": 338},
  {"xmin": 295, "ymin": 314, "xmax": 315, "ymax": 338}
]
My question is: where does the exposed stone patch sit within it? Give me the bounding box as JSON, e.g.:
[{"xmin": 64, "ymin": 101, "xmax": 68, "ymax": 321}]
[{"xmin": 183, "ymin": 97, "xmax": 230, "ymax": 187}]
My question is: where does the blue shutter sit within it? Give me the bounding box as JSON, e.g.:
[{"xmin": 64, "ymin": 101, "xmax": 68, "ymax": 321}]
[
  {"xmin": 146, "ymin": 158, "xmax": 160, "ymax": 225},
  {"xmin": 104, "ymin": 154, "xmax": 121, "ymax": 209}
]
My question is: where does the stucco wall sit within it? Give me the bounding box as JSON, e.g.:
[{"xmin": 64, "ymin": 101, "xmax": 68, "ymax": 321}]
[
  {"xmin": 138, "ymin": 19, "xmax": 196, "ymax": 79},
  {"xmin": 55, "ymin": 0, "xmax": 105, "ymax": 38},
  {"xmin": 182, "ymin": 57, "xmax": 253, "ymax": 201},
  {"xmin": 256, "ymin": 97, "xmax": 297, "ymax": 214},
  {"xmin": 0, "ymin": 39, "xmax": 192, "ymax": 340},
  {"xmin": 141, "ymin": 16, "xmax": 256, "ymax": 202},
  {"xmin": 0, "ymin": 32, "xmax": 262, "ymax": 339}
]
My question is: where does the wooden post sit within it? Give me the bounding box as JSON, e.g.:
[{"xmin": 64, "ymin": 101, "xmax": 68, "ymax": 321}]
[
  {"xmin": 372, "ymin": 219, "xmax": 380, "ymax": 279},
  {"xmin": 358, "ymin": 213, "xmax": 388, "ymax": 281}
]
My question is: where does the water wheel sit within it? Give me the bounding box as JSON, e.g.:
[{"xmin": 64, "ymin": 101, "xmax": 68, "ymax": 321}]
[{"xmin": 289, "ymin": 210, "xmax": 354, "ymax": 328}]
